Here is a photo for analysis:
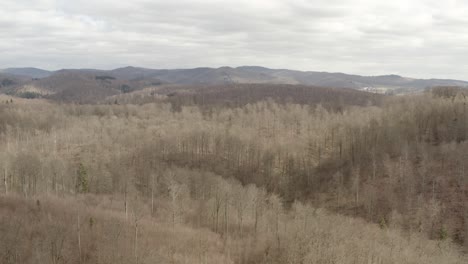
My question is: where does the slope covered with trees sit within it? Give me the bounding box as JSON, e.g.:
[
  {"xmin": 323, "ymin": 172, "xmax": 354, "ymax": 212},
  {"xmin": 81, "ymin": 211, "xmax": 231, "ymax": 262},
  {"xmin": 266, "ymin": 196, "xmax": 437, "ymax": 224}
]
[{"xmin": 0, "ymin": 86, "xmax": 467, "ymax": 263}]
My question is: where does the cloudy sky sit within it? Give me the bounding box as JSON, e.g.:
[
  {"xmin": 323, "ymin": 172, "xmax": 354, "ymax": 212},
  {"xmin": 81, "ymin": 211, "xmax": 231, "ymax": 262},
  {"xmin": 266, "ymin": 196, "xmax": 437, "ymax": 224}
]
[{"xmin": 2, "ymin": 0, "xmax": 468, "ymax": 79}]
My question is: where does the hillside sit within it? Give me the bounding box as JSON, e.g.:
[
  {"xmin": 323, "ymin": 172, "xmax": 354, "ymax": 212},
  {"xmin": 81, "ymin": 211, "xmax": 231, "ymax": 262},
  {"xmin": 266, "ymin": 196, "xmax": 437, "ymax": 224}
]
[
  {"xmin": 1, "ymin": 67, "xmax": 52, "ymax": 78},
  {"xmin": 0, "ymin": 73, "xmax": 31, "ymax": 94},
  {"xmin": 160, "ymin": 83, "xmax": 384, "ymax": 111},
  {"xmin": 110, "ymin": 66, "xmax": 468, "ymax": 92},
  {"xmin": 0, "ymin": 85, "xmax": 467, "ymax": 263},
  {"xmin": 1, "ymin": 193, "xmax": 465, "ymax": 264},
  {"xmin": 2, "ymin": 70, "xmax": 164, "ymax": 103},
  {"xmin": 3, "ymin": 66, "xmax": 467, "ymax": 101}
]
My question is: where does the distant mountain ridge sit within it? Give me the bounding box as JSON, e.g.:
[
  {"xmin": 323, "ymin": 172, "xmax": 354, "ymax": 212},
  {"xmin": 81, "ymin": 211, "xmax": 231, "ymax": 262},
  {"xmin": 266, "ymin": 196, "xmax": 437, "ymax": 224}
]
[
  {"xmin": 1, "ymin": 67, "xmax": 53, "ymax": 78},
  {"xmin": 1, "ymin": 66, "xmax": 468, "ymax": 102},
  {"xmin": 2, "ymin": 66, "xmax": 467, "ymax": 90}
]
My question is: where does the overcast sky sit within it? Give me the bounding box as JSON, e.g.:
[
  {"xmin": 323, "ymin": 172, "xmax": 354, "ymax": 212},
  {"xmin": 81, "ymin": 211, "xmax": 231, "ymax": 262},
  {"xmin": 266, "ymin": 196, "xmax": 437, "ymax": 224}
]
[{"xmin": 2, "ymin": 0, "xmax": 468, "ymax": 79}]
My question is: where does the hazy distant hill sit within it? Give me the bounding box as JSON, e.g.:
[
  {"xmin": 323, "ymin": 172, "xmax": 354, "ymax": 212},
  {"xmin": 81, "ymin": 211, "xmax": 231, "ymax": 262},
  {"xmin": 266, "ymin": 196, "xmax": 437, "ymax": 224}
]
[
  {"xmin": 4, "ymin": 66, "xmax": 468, "ymax": 90},
  {"xmin": 0, "ymin": 73, "xmax": 30, "ymax": 94},
  {"xmin": 23, "ymin": 70, "xmax": 163, "ymax": 103},
  {"xmin": 106, "ymin": 66, "xmax": 468, "ymax": 92},
  {"xmin": 108, "ymin": 66, "xmax": 275, "ymax": 84},
  {"xmin": 2, "ymin": 66, "xmax": 468, "ymax": 101},
  {"xmin": 1, "ymin": 67, "xmax": 52, "ymax": 79}
]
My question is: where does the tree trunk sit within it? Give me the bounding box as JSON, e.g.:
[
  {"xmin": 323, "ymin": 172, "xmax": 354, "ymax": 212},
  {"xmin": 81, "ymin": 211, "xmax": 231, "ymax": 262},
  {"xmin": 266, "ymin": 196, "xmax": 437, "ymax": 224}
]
[
  {"xmin": 4, "ymin": 165, "xmax": 7, "ymax": 195},
  {"xmin": 125, "ymin": 185, "xmax": 128, "ymax": 221},
  {"xmin": 134, "ymin": 218, "xmax": 138, "ymax": 264},
  {"xmin": 151, "ymin": 174, "xmax": 155, "ymax": 216},
  {"xmin": 254, "ymin": 204, "xmax": 258, "ymax": 235},
  {"xmin": 224, "ymin": 196, "xmax": 229, "ymax": 240},
  {"xmin": 77, "ymin": 215, "xmax": 82, "ymax": 264}
]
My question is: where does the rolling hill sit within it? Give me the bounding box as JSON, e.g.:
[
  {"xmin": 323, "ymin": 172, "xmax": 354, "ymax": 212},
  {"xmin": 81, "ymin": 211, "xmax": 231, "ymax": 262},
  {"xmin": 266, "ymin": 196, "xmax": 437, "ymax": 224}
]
[
  {"xmin": 107, "ymin": 66, "xmax": 468, "ymax": 92},
  {"xmin": 1, "ymin": 67, "xmax": 52, "ymax": 78},
  {"xmin": 1, "ymin": 66, "xmax": 467, "ymax": 102}
]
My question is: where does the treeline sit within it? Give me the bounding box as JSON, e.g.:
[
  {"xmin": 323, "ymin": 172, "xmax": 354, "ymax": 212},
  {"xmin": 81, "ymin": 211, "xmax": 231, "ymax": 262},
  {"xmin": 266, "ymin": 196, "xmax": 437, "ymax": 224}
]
[
  {"xmin": 108, "ymin": 83, "xmax": 384, "ymax": 111},
  {"xmin": 164, "ymin": 84, "xmax": 383, "ymax": 112}
]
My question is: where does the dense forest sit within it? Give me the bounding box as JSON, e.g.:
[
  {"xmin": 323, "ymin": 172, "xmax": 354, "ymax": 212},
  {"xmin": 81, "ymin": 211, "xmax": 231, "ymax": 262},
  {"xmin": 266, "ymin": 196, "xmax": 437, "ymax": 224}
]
[{"xmin": 0, "ymin": 84, "xmax": 467, "ymax": 263}]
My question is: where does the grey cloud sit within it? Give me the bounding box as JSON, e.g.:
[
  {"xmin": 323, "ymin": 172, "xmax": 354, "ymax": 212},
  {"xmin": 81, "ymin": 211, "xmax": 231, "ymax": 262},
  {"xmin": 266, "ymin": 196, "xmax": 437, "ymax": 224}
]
[{"xmin": 2, "ymin": 0, "xmax": 468, "ymax": 80}]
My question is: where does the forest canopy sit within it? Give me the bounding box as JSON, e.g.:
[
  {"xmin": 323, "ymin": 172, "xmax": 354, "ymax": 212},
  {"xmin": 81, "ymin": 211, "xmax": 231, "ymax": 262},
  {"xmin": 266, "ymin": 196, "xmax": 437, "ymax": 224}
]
[{"xmin": 0, "ymin": 85, "xmax": 467, "ymax": 263}]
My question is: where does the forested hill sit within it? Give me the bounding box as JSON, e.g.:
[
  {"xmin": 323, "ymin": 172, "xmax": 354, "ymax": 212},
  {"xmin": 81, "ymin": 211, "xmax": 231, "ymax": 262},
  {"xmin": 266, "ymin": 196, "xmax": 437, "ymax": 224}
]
[
  {"xmin": 0, "ymin": 86, "xmax": 467, "ymax": 264},
  {"xmin": 2, "ymin": 66, "xmax": 468, "ymax": 102}
]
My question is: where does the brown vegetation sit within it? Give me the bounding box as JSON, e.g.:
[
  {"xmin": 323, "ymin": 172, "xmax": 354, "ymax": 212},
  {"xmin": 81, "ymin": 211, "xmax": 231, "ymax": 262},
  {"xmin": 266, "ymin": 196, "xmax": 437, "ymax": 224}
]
[{"xmin": 0, "ymin": 86, "xmax": 467, "ymax": 263}]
